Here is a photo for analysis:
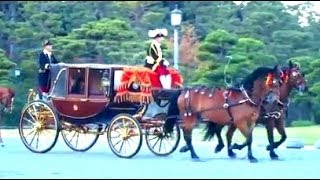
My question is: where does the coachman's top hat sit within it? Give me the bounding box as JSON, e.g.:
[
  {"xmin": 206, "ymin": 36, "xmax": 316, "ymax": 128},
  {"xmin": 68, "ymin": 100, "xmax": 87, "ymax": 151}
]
[
  {"xmin": 42, "ymin": 40, "xmax": 53, "ymax": 47},
  {"xmin": 148, "ymin": 28, "xmax": 168, "ymax": 38}
]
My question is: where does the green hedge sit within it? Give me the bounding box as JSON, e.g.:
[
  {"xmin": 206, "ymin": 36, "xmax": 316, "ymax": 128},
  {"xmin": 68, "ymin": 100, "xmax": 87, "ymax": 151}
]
[{"xmin": 290, "ymin": 120, "xmax": 315, "ymax": 127}]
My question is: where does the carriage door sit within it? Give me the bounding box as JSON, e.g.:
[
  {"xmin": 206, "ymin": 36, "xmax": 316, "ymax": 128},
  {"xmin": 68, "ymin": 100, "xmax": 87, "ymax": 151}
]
[
  {"xmin": 61, "ymin": 67, "xmax": 91, "ymax": 118},
  {"xmin": 68, "ymin": 67, "xmax": 86, "ymax": 97},
  {"xmin": 88, "ymin": 68, "xmax": 111, "ymax": 98}
]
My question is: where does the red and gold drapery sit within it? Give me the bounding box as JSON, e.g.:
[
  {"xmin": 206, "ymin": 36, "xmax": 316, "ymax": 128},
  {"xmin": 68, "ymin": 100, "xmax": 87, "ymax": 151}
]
[{"xmin": 114, "ymin": 66, "xmax": 183, "ymax": 104}]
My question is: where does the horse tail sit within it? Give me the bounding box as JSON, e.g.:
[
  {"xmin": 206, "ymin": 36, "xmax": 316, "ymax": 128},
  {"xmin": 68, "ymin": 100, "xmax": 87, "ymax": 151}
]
[{"xmin": 203, "ymin": 122, "xmax": 218, "ymax": 141}]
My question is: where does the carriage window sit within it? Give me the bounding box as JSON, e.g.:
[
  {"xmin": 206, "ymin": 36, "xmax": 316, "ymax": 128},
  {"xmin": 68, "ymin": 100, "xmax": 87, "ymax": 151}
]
[
  {"xmin": 114, "ymin": 70, "xmax": 124, "ymax": 91},
  {"xmin": 68, "ymin": 68, "xmax": 86, "ymax": 95},
  {"xmin": 88, "ymin": 69, "xmax": 110, "ymax": 97},
  {"xmin": 51, "ymin": 69, "xmax": 66, "ymax": 97}
]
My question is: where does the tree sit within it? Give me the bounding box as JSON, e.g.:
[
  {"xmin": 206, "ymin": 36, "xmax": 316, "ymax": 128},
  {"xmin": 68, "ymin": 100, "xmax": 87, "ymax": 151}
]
[
  {"xmin": 53, "ymin": 18, "xmax": 145, "ymax": 65},
  {"xmin": 0, "ymin": 49, "xmax": 16, "ymax": 85}
]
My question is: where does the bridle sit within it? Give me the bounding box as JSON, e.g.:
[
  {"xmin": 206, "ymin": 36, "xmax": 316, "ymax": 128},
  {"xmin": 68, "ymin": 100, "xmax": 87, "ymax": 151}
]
[{"xmin": 263, "ymin": 67, "xmax": 304, "ymax": 120}]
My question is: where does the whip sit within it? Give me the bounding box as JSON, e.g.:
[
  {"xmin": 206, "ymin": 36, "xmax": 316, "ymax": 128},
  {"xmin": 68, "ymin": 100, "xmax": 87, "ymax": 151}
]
[{"xmin": 224, "ymin": 56, "xmax": 233, "ymax": 87}]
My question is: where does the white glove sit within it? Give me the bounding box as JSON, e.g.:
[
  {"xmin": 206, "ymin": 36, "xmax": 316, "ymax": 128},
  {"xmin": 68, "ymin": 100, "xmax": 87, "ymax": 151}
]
[
  {"xmin": 146, "ymin": 56, "xmax": 155, "ymax": 64},
  {"xmin": 163, "ymin": 59, "xmax": 169, "ymax": 67},
  {"xmin": 44, "ymin": 63, "xmax": 50, "ymax": 69}
]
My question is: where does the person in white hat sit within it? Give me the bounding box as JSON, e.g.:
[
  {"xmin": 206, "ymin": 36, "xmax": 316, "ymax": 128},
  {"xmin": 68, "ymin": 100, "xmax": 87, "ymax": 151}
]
[{"xmin": 144, "ymin": 28, "xmax": 172, "ymax": 89}]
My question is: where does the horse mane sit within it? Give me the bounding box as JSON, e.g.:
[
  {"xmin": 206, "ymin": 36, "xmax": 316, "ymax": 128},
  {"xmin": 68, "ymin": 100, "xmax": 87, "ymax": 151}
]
[
  {"xmin": 0, "ymin": 86, "xmax": 15, "ymax": 98},
  {"xmin": 242, "ymin": 67, "xmax": 274, "ymax": 92}
]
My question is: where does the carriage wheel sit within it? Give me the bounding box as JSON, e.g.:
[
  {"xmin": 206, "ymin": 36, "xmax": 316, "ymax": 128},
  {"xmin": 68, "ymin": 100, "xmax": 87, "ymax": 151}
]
[
  {"xmin": 19, "ymin": 100, "xmax": 59, "ymax": 153},
  {"xmin": 107, "ymin": 113, "xmax": 143, "ymax": 158},
  {"xmin": 27, "ymin": 89, "xmax": 42, "ymax": 103},
  {"xmin": 27, "ymin": 89, "xmax": 37, "ymax": 103},
  {"xmin": 145, "ymin": 113, "xmax": 181, "ymax": 156},
  {"xmin": 61, "ymin": 122, "xmax": 102, "ymax": 152}
]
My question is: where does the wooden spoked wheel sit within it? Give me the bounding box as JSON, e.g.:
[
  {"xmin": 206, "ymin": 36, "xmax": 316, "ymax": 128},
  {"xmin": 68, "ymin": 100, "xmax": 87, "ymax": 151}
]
[
  {"xmin": 145, "ymin": 113, "xmax": 181, "ymax": 156},
  {"xmin": 61, "ymin": 122, "xmax": 102, "ymax": 152},
  {"xmin": 107, "ymin": 113, "xmax": 142, "ymax": 158},
  {"xmin": 27, "ymin": 89, "xmax": 42, "ymax": 103},
  {"xmin": 19, "ymin": 100, "xmax": 59, "ymax": 153}
]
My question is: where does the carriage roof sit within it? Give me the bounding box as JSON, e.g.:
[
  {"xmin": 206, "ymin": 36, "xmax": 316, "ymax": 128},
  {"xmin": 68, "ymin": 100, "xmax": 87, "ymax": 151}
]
[{"xmin": 55, "ymin": 63, "xmax": 132, "ymax": 70}]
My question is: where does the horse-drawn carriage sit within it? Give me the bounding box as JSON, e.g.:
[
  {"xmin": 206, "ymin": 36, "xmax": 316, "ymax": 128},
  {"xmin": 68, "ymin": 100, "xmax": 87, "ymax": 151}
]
[{"xmin": 19, "ymin": 63, "xmax": 183, "ymax": 158}]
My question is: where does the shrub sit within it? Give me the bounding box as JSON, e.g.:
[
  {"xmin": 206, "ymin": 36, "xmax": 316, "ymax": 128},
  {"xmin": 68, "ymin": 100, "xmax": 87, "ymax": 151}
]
[{"xmin": 291, "ymin": 120, "xmax": 315, "ymax": 127}]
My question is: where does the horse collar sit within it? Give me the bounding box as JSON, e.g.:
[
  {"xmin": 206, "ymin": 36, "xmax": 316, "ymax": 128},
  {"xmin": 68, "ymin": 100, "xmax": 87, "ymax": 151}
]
[{"xmin": 240, "ymin": 86, "xmax": 257, "ymax": 106}]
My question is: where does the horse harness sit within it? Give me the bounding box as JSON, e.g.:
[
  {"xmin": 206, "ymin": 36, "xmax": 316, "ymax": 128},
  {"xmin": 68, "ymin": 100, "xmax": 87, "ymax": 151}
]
[
  {"xmin": 183, "ymin": 86, "xmax": 259, "ymax": 123},
  {"xmin": 263, "ymin": 99, "xmax": 290, "ymax": 119}
]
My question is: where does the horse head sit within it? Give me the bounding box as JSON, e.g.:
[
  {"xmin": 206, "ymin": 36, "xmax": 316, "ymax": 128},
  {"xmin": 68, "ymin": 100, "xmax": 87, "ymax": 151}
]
[
  {"xmin": 281, "ymin": 60, "xmax": 308, "ymax": 95},
  {"xmin": 263, "ymin": 65, "xmax": 282, "ymax": 104},
  {"xmin": 0, "ymin": 87, "xmax": 15, "ymax": 114},
  {"xmin": 242, "ymin": 65, "xmax": 282, "ymax": 109}
]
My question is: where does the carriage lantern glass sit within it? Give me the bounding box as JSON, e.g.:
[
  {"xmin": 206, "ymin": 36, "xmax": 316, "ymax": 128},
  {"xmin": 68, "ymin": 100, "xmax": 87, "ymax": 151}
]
[
  {"xmin": 171, "ymin": 4, "xmax": 182, "ymax": 27},
  {"xmin": 171, "ymin": 4, "xmax": 182, "ymax": 70},
  {"xmin": 14, "ymin": 67, "xmax": 21, "ymax": 77}
]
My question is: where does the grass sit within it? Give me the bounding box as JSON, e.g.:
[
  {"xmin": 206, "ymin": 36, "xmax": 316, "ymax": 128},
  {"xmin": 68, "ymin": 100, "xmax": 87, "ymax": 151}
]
[{"xmin": 192, "ymin": 124, "xmax": 320, "ymax": 146}]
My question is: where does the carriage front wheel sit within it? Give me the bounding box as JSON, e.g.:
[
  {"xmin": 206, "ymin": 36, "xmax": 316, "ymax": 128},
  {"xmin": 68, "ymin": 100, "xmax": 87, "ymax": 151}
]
[
  {"xmin": 107, "ymin": 113, "xmax": 143, "ymax": 158},
  {"xmin": 145, "ymin": 113, "xmax": 181, "ymax": 156},
  {"xmin": 27, "ymin": 89, "xmax": 42, "ymax": 103},
  {"xmin": 19, "ymin": 100, "xmax": 60, "ymax": 153}
]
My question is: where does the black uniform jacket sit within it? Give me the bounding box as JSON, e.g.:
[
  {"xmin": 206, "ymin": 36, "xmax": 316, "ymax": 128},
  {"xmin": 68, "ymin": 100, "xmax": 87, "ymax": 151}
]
[
  {"xmin": 144, "ymin": 40, "xmax": 164, "ymax": 71},
  {"xmin": 38, "ymin": 51, "xmax": 59, "ymax": 88}
]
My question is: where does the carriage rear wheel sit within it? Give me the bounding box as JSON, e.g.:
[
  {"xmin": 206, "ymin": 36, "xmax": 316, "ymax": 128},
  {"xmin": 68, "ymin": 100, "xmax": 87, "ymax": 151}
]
[
  {"xmin": 107, "ymin": 113, "xmax": 143, "ymax": 158},
  {"xmin": 19, "ymin": 100, "xmax": 60, "ymax": 153},
  {"xmin": 61, "ymin": 122, "xmax": 102, "ymax": 152},
  {"xmin": 145, "ymin": 113, "xmax": 181, "ymax": 156}
]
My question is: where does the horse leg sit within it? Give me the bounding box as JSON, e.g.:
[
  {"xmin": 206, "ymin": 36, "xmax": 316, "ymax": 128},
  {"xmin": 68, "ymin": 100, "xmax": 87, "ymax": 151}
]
[
  {"xmin": 214, "ymin": 125, "xmax": 225, "ymax": 153},
  {"xmin": 183, "ymin": 128, "xmax": 199, "ymax": 159},
  {"xmin": 238, "ymin": 121, "xmax": 258, "ymax": 163},
  {"xmin": 181, "ymin": 117, "xmax": 199, "ymax": 160},
  {"xmin": 273, "ymin": 117, "xmax": 287, "ymax": 149},
  {"xmin": 265, "ymin": 119, "xmax": 279, "ymax": 160},
  {"xmin": 226, "ymin": 124, "xmax": 237, "ymax": 158}
]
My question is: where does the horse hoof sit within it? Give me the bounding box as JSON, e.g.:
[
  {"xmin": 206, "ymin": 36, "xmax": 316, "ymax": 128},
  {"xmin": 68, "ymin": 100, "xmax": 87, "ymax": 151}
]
[
  {"xmin": 228, "ymin": 152, "xmax": 237, "ymax": 158},
  {"xmin": 231, "ymin": 143, "xmax": 243, "ymax": 150},
  {"xmin": 266, "ymin": 145, "xmax": 272, "ymax": 151},
  {"xmin": 191, "ymin": 156, "xmax": 200, "ymax": 161},
  {"xmin": 214, "ymin": 144, "xmax": 224, "ymax": 153},
  {"xmin": 179, "ymin": 146, "xmax": 189, "ymax": 153},
  {"xmin": 249, "ymin": 158, "xmax": 258, "ymax": 163},
  {"xmin": 270, "ymin": 154, "xmax": 279, "ymax": 160}
]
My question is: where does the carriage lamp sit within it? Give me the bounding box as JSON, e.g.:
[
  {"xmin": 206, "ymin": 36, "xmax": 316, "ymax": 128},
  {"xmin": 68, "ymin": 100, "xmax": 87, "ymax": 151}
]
[
  {"xmin": 14, "ymin": 67, "xmax": 21, "ymax": 77},
  {"xmin": 171, "ymin": 4, "xmax": 182, "ymax": 70}
]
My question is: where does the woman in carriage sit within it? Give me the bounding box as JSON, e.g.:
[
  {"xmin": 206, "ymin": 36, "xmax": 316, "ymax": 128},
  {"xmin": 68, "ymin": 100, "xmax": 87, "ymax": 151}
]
[{"xmin": 144, "ymin": 28, "xmax": 172, "ymax": 89}]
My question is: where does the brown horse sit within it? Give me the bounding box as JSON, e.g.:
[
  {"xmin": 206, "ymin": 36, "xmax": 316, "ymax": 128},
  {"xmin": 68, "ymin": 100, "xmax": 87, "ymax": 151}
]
[
  {"xmin": 0, "ymin": 86, "xmax": 15, "ymax": 146},
  {"xmin": 178, "ymin": 65, "xmax": 282, "ymax": 163},
  {"xmin": 210, "ymin": 60, "xmax": 308, "ymax": 160}
]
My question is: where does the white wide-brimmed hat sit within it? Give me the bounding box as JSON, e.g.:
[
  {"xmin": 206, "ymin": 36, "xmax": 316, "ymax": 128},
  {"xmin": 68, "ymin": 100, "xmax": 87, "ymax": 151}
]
[{"xmin": 148, "ymin": 28, "xmax": 168, "ymax": 38}]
